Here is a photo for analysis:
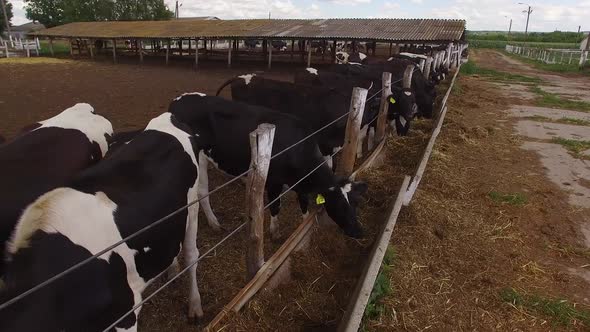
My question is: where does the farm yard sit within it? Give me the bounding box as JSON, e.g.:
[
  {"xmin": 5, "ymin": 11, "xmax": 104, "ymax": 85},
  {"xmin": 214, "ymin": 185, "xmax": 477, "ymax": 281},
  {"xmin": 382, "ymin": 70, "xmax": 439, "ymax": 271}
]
[{"xmin": 1, "ymin": 15, "xmax": 590, "ymax": 332}]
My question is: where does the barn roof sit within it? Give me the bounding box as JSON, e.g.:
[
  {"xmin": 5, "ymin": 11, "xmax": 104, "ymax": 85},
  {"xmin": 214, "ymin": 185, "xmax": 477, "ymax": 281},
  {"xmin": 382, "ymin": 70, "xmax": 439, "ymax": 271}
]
[{"xmin": 32, "ymin": 19, "xmax": 466, "ymax": 43}]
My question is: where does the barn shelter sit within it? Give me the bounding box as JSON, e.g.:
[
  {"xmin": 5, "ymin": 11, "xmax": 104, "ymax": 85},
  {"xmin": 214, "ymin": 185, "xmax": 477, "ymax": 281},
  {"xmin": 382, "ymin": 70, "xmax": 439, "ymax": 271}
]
[{"xmin": 31, "ymin": 18, "xmax": 466, "ymax": 68}]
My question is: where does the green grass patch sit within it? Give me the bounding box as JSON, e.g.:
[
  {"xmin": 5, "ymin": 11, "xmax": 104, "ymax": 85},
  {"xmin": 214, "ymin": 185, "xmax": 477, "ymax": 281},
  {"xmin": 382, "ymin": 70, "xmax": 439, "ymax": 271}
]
[
  {"xmin": 552, "ymin": 138, "xmax": 590, "ymax": 158},
  {"xmin": 488, "ymin": 191, "xmax": 527, "ymax": 205},
  {"xmin": 363, "ymin": 247, "xmax": 396, "ymax": 320},
  {"xmin": 38, "ymin": 40, "xmax": 71, "ymax": 56},
  {"xmin": 469, "ymin": 40, "xmax": 579, "ymax": 50},
  {"xmin": 460, "ymin": 60, "xmax": 542, "ymax": 83},
  {"xmin": 502, "ymin": 51, "xmax": 590, "ymax": 75},
  {"xmin": 530, "ymin": 86, "xmax": 590, "ymax": 112},
  {"xmin": 500, "ymin": 288, "xmax": 590, "ymax": 326}
]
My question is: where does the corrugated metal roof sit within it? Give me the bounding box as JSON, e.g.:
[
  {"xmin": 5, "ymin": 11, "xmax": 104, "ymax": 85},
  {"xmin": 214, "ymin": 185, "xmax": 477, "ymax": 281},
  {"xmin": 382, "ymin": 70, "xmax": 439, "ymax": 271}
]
[{"xmin": 32, "ymin": 19, "xmax": 465, "ymax": 42}]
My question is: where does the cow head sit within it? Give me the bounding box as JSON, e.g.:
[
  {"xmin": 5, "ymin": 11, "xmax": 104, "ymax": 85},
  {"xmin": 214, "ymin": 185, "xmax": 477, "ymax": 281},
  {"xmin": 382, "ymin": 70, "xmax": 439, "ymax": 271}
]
[
  {"xmin": 387, "ymin": 87, "xmax": 418, "ymax": 136},
  {"xmin": 336, "ymin": 51, "xmax": 349, "ymax": 64},
  {"xmin": 321, "ymin": 179, "xmax": 368, "ymax": 238}
]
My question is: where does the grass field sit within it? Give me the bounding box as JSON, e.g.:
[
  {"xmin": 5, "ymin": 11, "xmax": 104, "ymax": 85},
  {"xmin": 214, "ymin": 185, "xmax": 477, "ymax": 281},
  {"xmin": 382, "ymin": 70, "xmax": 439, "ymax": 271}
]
[
  {"xmin": 460, "ymin": 60, "xmax": 542, "ymax": 83},
  {"xmin": 468, "ymin": 40, "xmax": 579, "ymax": 50}
]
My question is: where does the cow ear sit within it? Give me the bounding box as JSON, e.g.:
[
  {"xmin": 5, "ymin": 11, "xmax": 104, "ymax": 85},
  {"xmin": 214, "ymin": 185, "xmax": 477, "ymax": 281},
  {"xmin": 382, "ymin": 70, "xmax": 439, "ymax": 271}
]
[{"xmin": 351, "ymin": 182, "xmax": 368, "ymax": 195}]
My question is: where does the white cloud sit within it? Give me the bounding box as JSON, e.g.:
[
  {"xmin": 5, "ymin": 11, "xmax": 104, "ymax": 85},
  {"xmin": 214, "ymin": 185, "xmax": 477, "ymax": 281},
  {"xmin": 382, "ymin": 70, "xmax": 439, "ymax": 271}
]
[
  {"xmin": 427, "ymin": 0, "xmax": 590, "ymax": 32},
  {"xmin": 328, "ymin": 0, "xmax": 371, "ymax": 6},
  {"xmin": 10, "ymin": 0, "xmax": 28, "ymax": 25},
  {"xmin": 169, "ymin": 0, "xmax": 322, "ymax": 19},
  {"xmin": 410, "ymin": 0, "xmax": 423, "ymax": 4}
]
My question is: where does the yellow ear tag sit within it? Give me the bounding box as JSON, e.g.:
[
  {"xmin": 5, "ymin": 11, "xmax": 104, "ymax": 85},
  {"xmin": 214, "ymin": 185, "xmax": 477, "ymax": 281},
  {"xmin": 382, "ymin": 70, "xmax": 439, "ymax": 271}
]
[
  {"xmin": 316, "ymin": 194, "xmax": 326, "ymax": 205},
  {"xmin": 389, "ymin": 97, "xmax": 396, "ymax": 104}
]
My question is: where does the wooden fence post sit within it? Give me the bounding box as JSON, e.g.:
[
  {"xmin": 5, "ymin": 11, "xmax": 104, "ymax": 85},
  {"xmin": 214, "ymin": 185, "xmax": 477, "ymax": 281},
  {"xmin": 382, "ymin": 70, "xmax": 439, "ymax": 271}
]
[
  {"xmin": 246, "ymin": 123, "xmax": 276, "ymax": 279},
  {"xmin": 336, "ymin": 87, "xmax": 368, "ymax": 178},
  {"xmin": 423, "ymin": 56, "xmax": 433, "ymax": 79},
  {"xmin": 375, "ymin": 72, "xmax": 392, "ymax": 143},
  {"xmin": 89, "ymin": 39, "xmax": 94, "ymax": 60},
  {"xmin": 49, "ymin": 38, "xmax": 54, "ymax": 56},
  {"xmin": 4, "ymin": 43, "xmax": 8, "ymax": 58}
]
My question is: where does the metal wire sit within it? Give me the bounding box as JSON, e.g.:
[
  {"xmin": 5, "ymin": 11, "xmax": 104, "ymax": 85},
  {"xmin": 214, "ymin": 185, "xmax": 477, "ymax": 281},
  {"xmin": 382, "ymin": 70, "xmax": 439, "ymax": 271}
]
[
  {"xmin": 101, "ymin": 220, "xmax": 248, "ymax": 332},
  {"xmin": 0, "ymin": 166, "xmax": 254, "ymax": 312},
  {"xmin": 0, "ymin": 66, "xmax": 420, "ymax": 315},
  {"xmin": 103, "ymin": 146, "xmax": 344, "ymax": 331}
]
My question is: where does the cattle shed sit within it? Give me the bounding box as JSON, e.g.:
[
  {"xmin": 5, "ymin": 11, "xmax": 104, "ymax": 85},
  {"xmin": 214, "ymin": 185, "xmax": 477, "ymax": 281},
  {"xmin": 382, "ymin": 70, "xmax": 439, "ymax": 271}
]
[{"xmin": 31, "ymin": 18, "xmax": 466, "ymax": 68}]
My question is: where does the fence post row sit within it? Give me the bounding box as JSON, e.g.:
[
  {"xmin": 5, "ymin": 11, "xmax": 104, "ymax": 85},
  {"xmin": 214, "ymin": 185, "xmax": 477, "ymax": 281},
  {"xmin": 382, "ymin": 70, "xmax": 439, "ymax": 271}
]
[
  {"xmin": 375, "ymin": 72, "xmax": 393, "ymax": 144},
  {"xmin": 246, "ymin": 123, "xmax": 276, "ymax": 278},
  {"xmin": 336, "ymin": 87, "xmax": 369, "ymax": 178}
]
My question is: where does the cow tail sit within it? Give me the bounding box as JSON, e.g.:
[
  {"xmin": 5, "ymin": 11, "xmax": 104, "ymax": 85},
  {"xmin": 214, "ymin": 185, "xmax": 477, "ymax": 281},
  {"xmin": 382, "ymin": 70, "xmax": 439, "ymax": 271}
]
[{"xmin": 215, "ymin": 77, "xmax": 239, "ymax": 96}]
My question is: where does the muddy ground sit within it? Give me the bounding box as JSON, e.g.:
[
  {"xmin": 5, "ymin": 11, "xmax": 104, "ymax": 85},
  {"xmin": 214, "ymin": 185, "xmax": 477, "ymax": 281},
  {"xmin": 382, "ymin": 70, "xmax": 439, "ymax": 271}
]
[{"xmin": 363, "ymin": 49, "xmax": 590, "ymax": 331}]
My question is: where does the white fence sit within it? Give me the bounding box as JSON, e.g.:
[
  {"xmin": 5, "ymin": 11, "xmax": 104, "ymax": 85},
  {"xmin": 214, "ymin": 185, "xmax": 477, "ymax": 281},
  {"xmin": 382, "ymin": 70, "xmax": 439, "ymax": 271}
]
[
  {"xmin": 0, "ymin": 36, "xmax": 41, "ymax": 58},
  {"xmin": 506, "ymin": 44, "xmax": 589, "ymax": 67}
]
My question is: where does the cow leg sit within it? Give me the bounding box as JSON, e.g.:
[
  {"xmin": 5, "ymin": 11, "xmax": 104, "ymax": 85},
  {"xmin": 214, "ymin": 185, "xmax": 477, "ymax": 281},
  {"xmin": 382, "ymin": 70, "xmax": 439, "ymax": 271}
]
[
  {"xmin": 296, "ymin": 190, "xmax": 310, "ymax": 220},
  {"xmin": 166, "ymin": 257, "xmax": 180, "ymax": 280},
  {"xmin": 324, "ymin": 155, "xmax": 333, "ymax": 170},
  {"xmin": 184, "ymin": 193, "xmax": 203, "ymax": 320},
  {"xmin": 198, "ymin": 152, "xmax": 221, "ymax": 231},
  {"xmin": 367, "ymin": 126, "xmax": 376, "ymax": 151},
  {"xmin": 267, "ymin": 184, "xmax": 283, "ymax": 240},
  {"xmin": 357, "ymin": 125, "xmax": 369, "ymax": 158}
]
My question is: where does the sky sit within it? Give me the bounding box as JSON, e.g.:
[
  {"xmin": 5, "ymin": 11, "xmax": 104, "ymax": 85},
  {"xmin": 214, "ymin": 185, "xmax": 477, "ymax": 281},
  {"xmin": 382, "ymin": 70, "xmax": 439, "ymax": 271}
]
[{"xmin": 8, "ymin": 0, "xmax": 590, "ymax": 32}]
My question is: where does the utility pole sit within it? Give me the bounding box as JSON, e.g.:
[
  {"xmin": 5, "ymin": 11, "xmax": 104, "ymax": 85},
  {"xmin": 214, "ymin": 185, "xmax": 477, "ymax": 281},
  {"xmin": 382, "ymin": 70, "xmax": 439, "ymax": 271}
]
[
  {"xmin": 578, "ymin": 26, "xmax": 581, "ymax": 34},
  {"xmin": 1, "ymin": 0, "xmax": 11, "ymax": 36},
  {"xmin": 509, "ymin": 19, "xmax": 513, "ymax": 34}
]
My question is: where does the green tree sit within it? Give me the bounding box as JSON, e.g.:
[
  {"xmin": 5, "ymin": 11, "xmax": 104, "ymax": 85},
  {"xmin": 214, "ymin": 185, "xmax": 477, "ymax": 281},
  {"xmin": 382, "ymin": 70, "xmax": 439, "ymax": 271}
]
[
  {"xmin": 1, "ymin": 0, "xmax": 14, "ymax": 34},
  {"xmin": 24, "ymin": 0, "xmax": 171, "ymax": 27}
]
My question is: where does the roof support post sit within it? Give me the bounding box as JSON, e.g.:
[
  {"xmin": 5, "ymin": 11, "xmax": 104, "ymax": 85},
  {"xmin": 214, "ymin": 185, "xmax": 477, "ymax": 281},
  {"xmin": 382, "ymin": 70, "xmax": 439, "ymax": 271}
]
[
  {"xmin": 375, "ymin": 72, "xmax": 392, "ymax": 144},
  {"xmin": 179, "ymin": 38, "xmax": 183, "ymax": 56},
  {"xmin": 267, "ymin": 39, "xmax": 272, "ymax": 70},
  {"xmin": 139, "ymin": 39, "xmax": 143, "ymax": 64},
  {"xmin": 112, "ymin": 39, "xmax": 117, "ymax": 64},
  {"xmin": 166, "ymin": 39, "xmax": 170, "ymax": 65},
  {"xmin": 423, "ymin": 56, "xmax": 433, "ymax": 80},
  {"xmin": 69, "ymin": 38, "xmax": 74, "ymax": 57},
  {"xmin": 332, "ymin": 40, "xmax": 337, "ymax": 63},
  {"xmin": 291, "ymin": 39, "xmax": 295, "ymax": 60},
  {"xmin": 389, "ymin": 43, "xmax": 393, "ymax": 57},
  {"xmin": 228, "ymin": 39, "xmax": 232, "ymax": 68},
  {"xmin": 446, "ymin": 43, "xmax": 453, "ymax": 70},
  {"xmin": 194, "ymin": 38, "xmax": 199, "ymax": 70},
  {"xmin": 49, "ymin": 38, "xmax": 54, "ymax": 57},
  {"xmin": 188, "ymin": 38, "xmax": 191, "ymax": 55},
  {"xmin": 307, "ymin": 40, "xmax": 312, "ymax": 68},
  {"xmin": 89, "ymin": 38, "xmax": 94, "ymax": 60},
  {"xmin": 336, "ymin": 87, "xmax": 368, "ymax": 178}
]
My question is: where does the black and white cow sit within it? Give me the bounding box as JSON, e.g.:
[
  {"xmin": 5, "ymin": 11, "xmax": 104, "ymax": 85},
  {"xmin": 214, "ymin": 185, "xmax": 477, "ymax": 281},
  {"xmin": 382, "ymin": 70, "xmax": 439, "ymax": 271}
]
[
  {"xmin": 169, "ymin": 93, "xmax": 366, "ymax": 239},
  {"xmin": 0, "ymin": 103, "xmax": 113, "ymax": 278},
  {"xmin": 0, "ymin": 134, "xmax": 4, "ymax": 145},
  {"xmin": 271, "ymin": 40, "xmax": 287, "ymax": 51},
  {"xmin": 330, "ymin": 60, "xmax": 436, "ymax": 119},
  {"xmin": 294, "ymin": 67, "xmax": 417, "ymax": 137},
  {"xmin": 216, "ymin": 74, "xmax": 379, "ymax": 165},
  {"xmin": 244, "ymin": 39, "xmax": 260, "ymax": 49},
  {"xmin": 0, "ymin": 113, "xmax": 204, "ymax": 331},
  {"xmin": 335, "ymin": 51, "xmax": 368, "ymax": 64}
]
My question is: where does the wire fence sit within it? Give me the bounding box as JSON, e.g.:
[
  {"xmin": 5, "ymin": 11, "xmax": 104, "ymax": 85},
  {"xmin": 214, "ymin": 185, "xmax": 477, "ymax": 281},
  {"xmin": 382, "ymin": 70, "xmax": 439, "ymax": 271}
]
[
  {"xmin": 0, "ymin": 68, "xmax": 419, "ymax": 329},
  {"xmin": 506, "ymin": 44, "xmax": 590, "ymax": 66}
]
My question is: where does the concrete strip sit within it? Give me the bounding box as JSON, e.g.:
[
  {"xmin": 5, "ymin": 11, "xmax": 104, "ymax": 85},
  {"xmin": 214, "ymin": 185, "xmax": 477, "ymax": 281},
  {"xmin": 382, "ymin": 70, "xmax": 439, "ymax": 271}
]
[
  {"xmin": 509, "ymin": 105, "xmax": 590, "ymax": 122},
  {"xmin": 514, "ymin": 120, "xmax": 590, "ymax": 141}
]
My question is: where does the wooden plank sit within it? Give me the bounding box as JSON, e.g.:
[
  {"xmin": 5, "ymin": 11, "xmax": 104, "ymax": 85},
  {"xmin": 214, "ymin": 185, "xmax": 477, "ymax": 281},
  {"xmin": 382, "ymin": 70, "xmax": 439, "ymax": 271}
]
[
  {"xmin": 403, "ymin": 61, "xmax": 462, "ymax": 206},
  {"xmin": 206, "ymin": 210, "xmax": 318, "ymax": 331},
  {"xmin": 350, "ymin": 137, "xmax": 386, "ymax": 180},
  {"xmin": 246, "ymin": 124, "xmax": 276, "ymax": 278},
  {"xmin": 336, "ymin": 87, "xmax": 368, "ymax": 178},
  {"xmin": 338, "ymin": 176, "xmax": 411, "ymax": 332},
  {"xmin": 375, "ymin": 72, "xmax": 392, "ymax": 143}
]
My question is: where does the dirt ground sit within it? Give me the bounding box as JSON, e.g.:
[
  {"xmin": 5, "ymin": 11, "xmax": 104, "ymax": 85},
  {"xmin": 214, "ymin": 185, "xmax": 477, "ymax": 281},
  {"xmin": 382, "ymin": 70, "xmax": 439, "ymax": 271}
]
[{"xmin": 363, "ymin": 49, "xmax": 590, "ymax": 331}]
